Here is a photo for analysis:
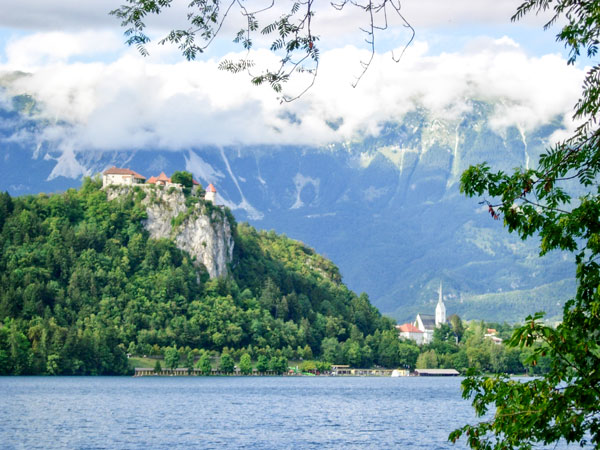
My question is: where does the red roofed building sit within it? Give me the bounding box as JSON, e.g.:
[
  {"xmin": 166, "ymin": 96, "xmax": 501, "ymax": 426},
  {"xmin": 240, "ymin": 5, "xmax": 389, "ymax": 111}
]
[
  {"xmin": 146, "ymin": 172, "xmax": 172, "ymax": 186},
  {"xmin": 102, "ymin": 167, "xmax": 146, "ymax": 188},
  {"xmin": 396, "ymin": 323, "xmax": 425, "ymax": 345}
]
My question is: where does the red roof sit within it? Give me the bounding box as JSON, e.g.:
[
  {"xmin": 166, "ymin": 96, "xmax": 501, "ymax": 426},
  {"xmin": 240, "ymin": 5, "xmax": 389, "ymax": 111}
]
[
  {"xmin": 157, "ymin": 172, "xmax": 170, "ymax": 182},
  {"xmin": 207, "ymin": 183, "xmax": 217, "ymax": 193},
  {"xmin": 192, "ymin": 179, "xmax": 200, "ymax": 185},
  {"xmin": 146, "ymin": 176, "xmax": 158, "ymax": 184},
  {"xmin": 103, "ymin": 167, "xmax": 146, "ymax": 179},
  {"xmin": 396, "ymin": 323, "xmax": 423, "ymax": 333}
]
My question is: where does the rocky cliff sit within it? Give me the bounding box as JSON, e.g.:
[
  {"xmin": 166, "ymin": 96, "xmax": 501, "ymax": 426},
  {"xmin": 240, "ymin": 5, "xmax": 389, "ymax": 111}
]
[{"xmin": 107, "ymin": 185, "xmax": 233, "ymax": 278}]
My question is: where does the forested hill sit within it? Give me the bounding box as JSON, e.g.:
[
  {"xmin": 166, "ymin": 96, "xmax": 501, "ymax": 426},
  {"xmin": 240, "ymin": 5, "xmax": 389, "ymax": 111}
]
[{"xmin": 0, "ymin": 177, "xmax": 394, "ymax": 375}]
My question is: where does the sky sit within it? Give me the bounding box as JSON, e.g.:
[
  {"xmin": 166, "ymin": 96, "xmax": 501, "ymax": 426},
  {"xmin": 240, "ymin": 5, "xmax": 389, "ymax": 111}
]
[{"xmin": 0, "ymin": 0, "xmax": 587, "ymax": 152}]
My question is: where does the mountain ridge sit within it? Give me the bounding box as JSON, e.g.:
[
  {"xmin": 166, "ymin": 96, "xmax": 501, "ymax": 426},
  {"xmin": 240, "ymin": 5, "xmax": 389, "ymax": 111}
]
[{"xmin": 0, "ymin": 91, "xmax": 574, "ymax": 323}]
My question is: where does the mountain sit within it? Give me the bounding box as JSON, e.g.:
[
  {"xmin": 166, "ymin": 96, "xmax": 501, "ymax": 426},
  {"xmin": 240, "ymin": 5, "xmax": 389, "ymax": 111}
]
[
  {"xmin": 0, "ymin": 180, "xmax": 394, "ymax": 375},
  {"xmin": 0, "ymin": 89, "xmax": 574, "ymax": 323}
]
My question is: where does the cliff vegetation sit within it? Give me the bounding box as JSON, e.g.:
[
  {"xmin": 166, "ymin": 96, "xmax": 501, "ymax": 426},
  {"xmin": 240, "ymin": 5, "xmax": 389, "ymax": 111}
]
[{"xmin": 0, "ymin": 177, "xmax": 393, "ymax": 375}]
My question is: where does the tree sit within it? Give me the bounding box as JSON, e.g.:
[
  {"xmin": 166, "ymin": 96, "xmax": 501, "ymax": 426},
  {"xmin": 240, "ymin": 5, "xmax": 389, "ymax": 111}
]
[
  {"xmin": 110, "ymin": 0, "xmax": 414, "ymax": 100},
  {"xmin": 397, "ymin": 343, "xmax": 419, "ymax": 371},
  {"xmin": 171, "ymin": 171, "xmax": 194, "ymax": 190},
  {"xmin": 300, "ymin": 360, "xmax": 317, "ymax": 373},
  {"xmin": 154, "ymin": 359, "xmax": 162, "ymax": 373},
  {"xmin": 185, "ymin": 351, "xmax": 195, "ymax": 373},
  {"xmin": 164, "ymin": 346, "xmax": 179, "ymax": 370},
  {"xmin": 219, "ymin": 352, "xmax": 235, "ymax": 374},
  {"xmin": 255, "ymin": 354, "xmax": 269, "ymax": 373},
  {"xmin": 268, "ymin": 355, "xmax": 288, "ymax": 375},
  {"xmin": 416, "ymin": 349, "xmax": 438, "ymax": 369},
  {"xmin": 197, "ymin": 353, "xmax": 212, "ymax": 375},
  {"xmin": 451, "ymin": 1, "xmax": 600, "ymax": 447},
  {"xmin": 448, "ymin": 314, "xmax": 465, "ymax": 342},
  {"xmin": 239, "ymin": 353, "xmax": 252, "ymax": 375}
]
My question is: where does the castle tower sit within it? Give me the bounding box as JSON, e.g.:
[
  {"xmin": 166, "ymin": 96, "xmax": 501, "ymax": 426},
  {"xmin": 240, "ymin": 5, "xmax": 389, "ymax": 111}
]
[
  {"xmin": 205, "ymin": 183, "xmax": 217, "ymax": 203},
  {"xmin": 435, "ymin": 282, "xmax": 446, "ymax": 327}
]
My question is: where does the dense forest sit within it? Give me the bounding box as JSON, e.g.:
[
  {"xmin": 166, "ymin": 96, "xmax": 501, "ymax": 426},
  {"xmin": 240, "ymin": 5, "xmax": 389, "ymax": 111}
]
[
  {"xmin": 0, "ymin": 176, "xmax": 546, "ymax": 376},
  {"xmin": 0, "ymin": 177, "xmax": 395, "ymax": 375}
]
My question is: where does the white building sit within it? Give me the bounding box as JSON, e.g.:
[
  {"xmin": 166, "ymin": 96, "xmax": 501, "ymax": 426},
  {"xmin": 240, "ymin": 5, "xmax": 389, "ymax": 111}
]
[
  {"xmin": 396, "ymin": 323, "xmax": 425, "ymax": 345},
  {"xmin": 398, "ymin": 283, "xmax": 448, "ymax": 345},
  {"xmin": 103, "ymin": 167, "xmax": 146, "ymax": 188},
  {"xmin": 435, "ymin": 282, "xmax": 446, "ymax": 327},
  {"xmin": 205, "ymin": 183, "xmax": 217, "ymax": 203}
]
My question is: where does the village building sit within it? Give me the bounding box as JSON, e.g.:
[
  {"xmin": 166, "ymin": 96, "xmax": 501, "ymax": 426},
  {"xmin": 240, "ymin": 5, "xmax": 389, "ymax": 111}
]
[
  {"xmin": 395, "ymin": 323, "xmax": 425, "ymax": 345},
  {"xmin": 102, "ymin": 167, "xmax": 146, "ymax": 188},
  {"xmin": 484, "ymin": 328, "xmax": 503, "ymax": 345},
  {"xmin": 398, "ymin": 282, "xmax": 447, "ymax": 345}
]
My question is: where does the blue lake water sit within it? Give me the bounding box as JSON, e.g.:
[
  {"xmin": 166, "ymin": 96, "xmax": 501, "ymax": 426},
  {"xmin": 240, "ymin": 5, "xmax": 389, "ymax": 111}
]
[{"xmin": 0, "ymin": 376, "xmax": 570, "ymax": 449}]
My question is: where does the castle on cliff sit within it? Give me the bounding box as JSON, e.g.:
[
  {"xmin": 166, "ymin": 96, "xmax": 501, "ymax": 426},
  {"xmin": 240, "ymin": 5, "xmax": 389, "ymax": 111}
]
[{"xmin": 102, "ymin": 167, "xmax": 217, "ymax": 203}]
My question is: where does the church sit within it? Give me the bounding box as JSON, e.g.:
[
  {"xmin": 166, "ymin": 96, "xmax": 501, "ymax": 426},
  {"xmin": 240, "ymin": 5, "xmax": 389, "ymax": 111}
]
[{"xmin": 396, "ymin": 283, "xmax": 446, "ymax": 345}]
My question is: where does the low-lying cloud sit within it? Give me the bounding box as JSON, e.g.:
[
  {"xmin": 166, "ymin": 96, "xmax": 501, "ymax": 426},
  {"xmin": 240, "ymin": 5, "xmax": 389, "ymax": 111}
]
[{"xmin": 0, "ymin": 30, "xmax": 584, "ymax": 153}]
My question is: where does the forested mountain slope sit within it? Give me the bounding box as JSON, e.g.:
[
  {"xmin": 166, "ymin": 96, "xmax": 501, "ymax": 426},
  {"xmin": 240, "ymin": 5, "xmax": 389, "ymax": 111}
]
[
  {"xmin": 0, "ymin": 178, "xmax": 392, "ymax": 375},
  {"xmin": 0, "ymin": 90, "xmax": 575, "ymax": 323}
]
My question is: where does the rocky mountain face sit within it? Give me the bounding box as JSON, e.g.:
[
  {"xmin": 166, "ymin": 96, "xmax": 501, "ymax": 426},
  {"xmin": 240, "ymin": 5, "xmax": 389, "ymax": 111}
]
[
  {"xmin": 107, "ymin": 185, "xmax": 233, "ymax": 278},
  {"xmin": 0, "ymin": 93, "xmax": 575, "ymax": 323}
]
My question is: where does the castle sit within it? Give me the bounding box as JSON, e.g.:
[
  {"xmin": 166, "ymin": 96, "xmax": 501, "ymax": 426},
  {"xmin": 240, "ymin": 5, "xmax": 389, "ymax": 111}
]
[
  {"xmin": 102, "ymin": 167, "xmax": 217, "ymax": 203},
  {"xmin": 396, "ymin": 283, "xmax": 446, "ymax": 345}
]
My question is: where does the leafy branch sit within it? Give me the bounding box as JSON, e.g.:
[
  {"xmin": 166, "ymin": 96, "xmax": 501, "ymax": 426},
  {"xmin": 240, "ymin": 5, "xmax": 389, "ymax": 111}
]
[{"xmin": 110, "ymin": 0, "xmax": 414, "ymax": 100}]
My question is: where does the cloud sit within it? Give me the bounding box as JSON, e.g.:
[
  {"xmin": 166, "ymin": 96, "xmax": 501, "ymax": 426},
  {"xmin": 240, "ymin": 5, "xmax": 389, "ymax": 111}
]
[
  {"xmin": 3, "ymin": 31, "xmax": 122, "ymax": 70},
  {"xmin": 0, "ymin": 0, "xmax": 538, "ymax": 32},
  {"xmin": 0, "ymin": 32, "xmax": 584, "ymax": 152}
]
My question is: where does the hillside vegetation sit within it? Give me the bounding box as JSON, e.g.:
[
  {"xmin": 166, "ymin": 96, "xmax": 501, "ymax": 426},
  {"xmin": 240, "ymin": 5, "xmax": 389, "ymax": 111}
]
[{"xmin": 0, "ymin": 177, "xmax": 394, "ymax": 375}]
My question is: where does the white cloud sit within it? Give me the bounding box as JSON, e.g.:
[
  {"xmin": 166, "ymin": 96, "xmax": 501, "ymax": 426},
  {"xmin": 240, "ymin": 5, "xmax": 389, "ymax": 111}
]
[
  {"xmin": 3, "ymin": 31, "xmax": 122, "ymax": 70},
  {"xmin": 0, "ymin": 32, "xmax": 584, "ymax": 152},
  {"xmin": 0, "ymin": 0, "xmax": 539, "ymax": 32}
]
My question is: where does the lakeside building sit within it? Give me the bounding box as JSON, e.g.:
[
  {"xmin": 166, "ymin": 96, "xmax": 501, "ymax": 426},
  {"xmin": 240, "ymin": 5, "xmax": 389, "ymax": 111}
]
[
  {"xmin": 414, "ymin": 368, "xmax": 459, "ymax": 376},
  {"xmin": 397, "ymin": 283, "xmax": 447, "ymax": 345},
  {"xmin": 396, "ymin": 323, "xmax": 425, "ymax": 345},
  {"xmin": 484, "ymin": 328, "xmax": 503, "ymax": 345}
]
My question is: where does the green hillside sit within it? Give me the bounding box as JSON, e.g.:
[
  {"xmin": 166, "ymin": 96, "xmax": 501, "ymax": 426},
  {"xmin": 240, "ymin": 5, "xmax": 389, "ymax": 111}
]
[{"xmin": 0, "ymin": 178, "xmax": 394, "ymax": 375}]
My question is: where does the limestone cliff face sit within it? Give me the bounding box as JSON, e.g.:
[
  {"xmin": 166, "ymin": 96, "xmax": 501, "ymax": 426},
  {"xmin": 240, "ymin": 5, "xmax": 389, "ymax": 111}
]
[{"xmin": 107, "ymin": 185, "xmax": 234, "ymax": 278}]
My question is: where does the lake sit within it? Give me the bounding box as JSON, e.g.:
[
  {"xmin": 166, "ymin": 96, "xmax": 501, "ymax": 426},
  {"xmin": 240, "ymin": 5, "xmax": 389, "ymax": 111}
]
[{"xmin": 0, "ymin": 376, "xmax": 567, "ymax": 449}]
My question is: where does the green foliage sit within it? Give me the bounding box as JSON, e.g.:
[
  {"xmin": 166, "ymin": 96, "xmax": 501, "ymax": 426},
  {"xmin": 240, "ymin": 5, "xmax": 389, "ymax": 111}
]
[
  {"xmin": 0, "ymin": 177, "xmax": 395, "ymax": 375},
  {"xmin": 163, "ymin": 346, "xmax": 179, "ymax": 370},
  {"xmin": 219, "ymin": 352, "xmax": 234, "ymax": 373},
  {"xmin": 239, "ymin": 352, "xmax": 252, "ymax": 375},
  {"xmin": 154, "ymin": 359, "xmax": 162, "ymax": 373},
  {"xmin": 454, "ymin": 1, "xmax": 600, "ymax": 447},
  {"xmin": 171, "ymin": 171, "xmax": 193, "ymax": 189},
  {"xmin": 197, "ymin": 353, "xmax": 212, "ymax": 375},
  {"xmin": 300, "ymin": 360, "xmax": 317, "ymax": 372},
  {"xmin": 416, "ymin": 349, "xmax": 438, "ymax": 369},
  {"xmin": 268, "ymin": 355, "xmax": 288, "ymax": 374},
  {"xmin": 255, "ymin": 354, "xmax": 269, "ymax": 373}
]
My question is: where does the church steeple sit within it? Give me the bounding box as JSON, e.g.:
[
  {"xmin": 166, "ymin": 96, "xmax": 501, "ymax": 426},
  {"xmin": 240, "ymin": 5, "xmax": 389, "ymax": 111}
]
[{"xmin": 435, "ymin": 282, "xmax": 446, "ymax": 327}]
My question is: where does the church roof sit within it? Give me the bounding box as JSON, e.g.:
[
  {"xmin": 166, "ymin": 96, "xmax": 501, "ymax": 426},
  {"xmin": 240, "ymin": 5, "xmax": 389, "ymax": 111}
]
[
  {"xmin": 416, "ymin": 313, "xmax": 436, "ymax": 330},
  {"xmin": 207, "ymin": 183, "xmax": 217, "ymax": 193}
]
